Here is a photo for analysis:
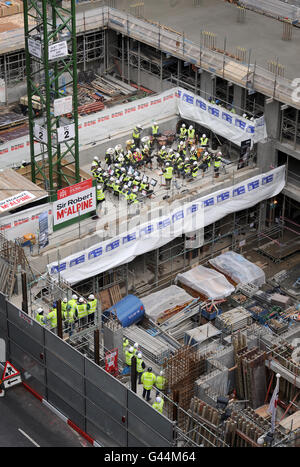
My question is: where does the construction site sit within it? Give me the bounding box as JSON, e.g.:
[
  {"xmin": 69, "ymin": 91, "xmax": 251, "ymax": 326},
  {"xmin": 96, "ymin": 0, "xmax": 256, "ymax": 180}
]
[{"xmin": 0, "ymin": 0, "xmax": 299, "ymax": 449}]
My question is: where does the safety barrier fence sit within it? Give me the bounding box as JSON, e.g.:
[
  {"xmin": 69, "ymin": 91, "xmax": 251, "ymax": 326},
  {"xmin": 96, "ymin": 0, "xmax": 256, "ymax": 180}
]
[{"xmin": 0, "ymin": 291, "xmax": 175, "ymax": 447}]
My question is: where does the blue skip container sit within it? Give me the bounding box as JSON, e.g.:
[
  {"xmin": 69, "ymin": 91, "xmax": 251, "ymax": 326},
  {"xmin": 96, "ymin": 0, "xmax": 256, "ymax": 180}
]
[{"xmin": 104, "ymin": 294, "xmax": 145, "ymax": 327}]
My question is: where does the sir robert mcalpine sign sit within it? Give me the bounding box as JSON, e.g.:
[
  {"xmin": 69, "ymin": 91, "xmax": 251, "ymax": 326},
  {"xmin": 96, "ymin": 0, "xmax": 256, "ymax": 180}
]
[{"xmin": 53, "ymin": 179, "xmax": 96, "ymax": 226}]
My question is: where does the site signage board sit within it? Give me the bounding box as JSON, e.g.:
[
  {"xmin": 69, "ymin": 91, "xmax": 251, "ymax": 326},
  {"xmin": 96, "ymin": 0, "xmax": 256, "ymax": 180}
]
[
  {"xmin": 53, "ymin": 179, "xmax": 96, "ymax": 226},
  {"xmin": 48, "ymin": 41, "xmax": 68, "ymax": 60}
]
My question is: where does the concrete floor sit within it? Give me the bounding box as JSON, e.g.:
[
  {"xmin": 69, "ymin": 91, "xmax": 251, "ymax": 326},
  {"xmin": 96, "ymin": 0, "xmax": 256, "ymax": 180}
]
[{"xmin": 108, "ymin": 0, "xmax": 300, "ymax": 79}]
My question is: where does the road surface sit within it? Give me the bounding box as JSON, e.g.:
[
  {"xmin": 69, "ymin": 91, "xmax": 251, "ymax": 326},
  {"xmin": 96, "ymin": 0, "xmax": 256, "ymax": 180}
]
[{"xmin": 0, "ymin": 383, "xmax": 91, "ymax": 447}]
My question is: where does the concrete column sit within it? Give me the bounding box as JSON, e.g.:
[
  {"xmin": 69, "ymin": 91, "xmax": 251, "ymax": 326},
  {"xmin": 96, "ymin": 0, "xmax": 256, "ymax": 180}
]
[
  {"xmin": 256, "ymin": 140, "xmax": 277, "ymax": 172},
  {"xmin": 233, "ymin": 84, "xmax": 244, "ymax": 115},
  {"xmin": 264, "ymin": 99, "xmax": 281, "ymax": 140},
  {"xmin": 200, "ymin": 70, "xmax": 215, "ymax": 100}
]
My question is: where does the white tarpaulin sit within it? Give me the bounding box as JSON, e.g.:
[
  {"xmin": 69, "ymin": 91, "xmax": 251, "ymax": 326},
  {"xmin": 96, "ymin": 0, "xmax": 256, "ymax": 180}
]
[
  {"xmin": 175, "ymin": 265, "xmax": 235, "ymax": 300},
  {"xmin": 142, "ymin": 285, "xmax": 194, "ymax": 323},
  {"xmin": 47, "ymin": 166, "xmax": 286, "ymax": 284},
  {"xmin": 209, "ymin": 251, "xmax": 266, "ymax": 287},
  {"xmin": 176, "ymin": 87, "xmax": 267, "ymax": 146}
]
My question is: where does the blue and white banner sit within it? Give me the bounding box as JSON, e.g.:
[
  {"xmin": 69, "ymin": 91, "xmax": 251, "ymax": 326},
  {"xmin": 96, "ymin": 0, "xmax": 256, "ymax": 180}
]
[
  {"xmin": 47, "ymin": 166, "xmax": 285, "ymax": 285},
  {"xmin": 176, "ymin": 87, "xmax": 267, "ymax": 146}
]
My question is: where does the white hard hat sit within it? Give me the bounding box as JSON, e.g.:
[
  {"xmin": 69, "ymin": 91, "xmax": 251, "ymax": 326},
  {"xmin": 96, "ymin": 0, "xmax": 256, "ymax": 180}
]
[
  {"xmin": 129, "ymin": 346, "xmax": 134, "ymax": 353},
  {"xmin": 156, "ymin": 396, "xmax": 162, "ymax": 403},
  {"xmin": 160, "ymin": 370, "xmax": 164, "ymax": 376},
  {"xmin": 97, "ymin": 185, "xmax": 101, "ymax": 189},
  {"xmin": 137, "ymin": 352, "xmax": 142, "ymax": 358},
  {"xmin": 202, "ymin": 134, "xmax": 206, "ymax": 138},
  {"xmin": 107, "ymin": 147, "xmax": 114, "ymax": 154},
  {"xmin": 180, "ymin": 141, "xmax": 184, "ymax": 146},
  {"xmin": 63, "ymin": 298, "xmax": 68, "ymax": 303},
  {"xmin": 153, "ymin": 121, "xmax": 157, "ymax": 125},
  {"xmin": 162, "ymin": 146, "xmax": 166, "ymax": 150},
  {"xmin": 72, "ymin": 294, "xmax": 78, "ymax": 300},
  {"xmin": 185, "ymin": 157, "xmax": 189, "ymax": 161},
  {"xmin": 79, "ymin": 297, "xmax": 84, "ymax": 303},
  {"xmin": 193, "ymin": 161, "xmax": 197, "ymax": 165},
  {"xmin": 166, "ymin": 162, "xmax": 170, "ymax": 166},
  {"xmin": 94, "ymin": 156, "xmax": 99, "ymax": 161},
  {"xmin": 189, "ymin": 125, "xmax": 193, "ymax": 130},
  {"xmin": 191, "ymin": 146, "xmax": 195, "ymax": 151},
  {"xmin": 204, "ymin": 152, "xmax": 208, "ymax": 156},
  {"xmin": 242, "ymin": 113, "xmax": 247, "ymax": 118},
  {"xmin": 88, "ymin": 294, "xmax": 95, "ymax": 300},
  {"xmin": 182, "ymin": 123, "xmax": 186, "ymax": 128},
  {"xmin": 133, "ymin": 342, "xmax": 139, "ymax": 348},
  {"xmin": 37, "ymin": 307, "xmax": 43, "ymax": 313},
  {"xmin": 124, "ymin": 185, "xmax": 128, "ymax": 189}
]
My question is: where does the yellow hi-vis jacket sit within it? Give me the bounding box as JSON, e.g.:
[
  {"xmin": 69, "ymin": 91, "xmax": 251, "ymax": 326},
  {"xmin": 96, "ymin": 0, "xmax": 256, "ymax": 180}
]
[{"xmin": 141, "ymin": 371, "xmax": 156, "ymax": 390}]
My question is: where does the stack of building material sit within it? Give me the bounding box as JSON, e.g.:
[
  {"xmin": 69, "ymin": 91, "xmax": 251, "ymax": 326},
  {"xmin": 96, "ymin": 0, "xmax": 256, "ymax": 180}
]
[
  {"xmin": 0, "ymin": 0, "xmax": 23, "ymax": 17},
  {"xmin": 123, "ymin": 324, "xmax": 176, "ymax": 365},
  {"xmin": 270, "ymin": 292, "xmax": 292, "ymax": 309},
  {"xmin": 235, "ymin": 283, "xmax": 259, "ymax": 298},
  {"xmin": 175, "ymin": 265, "xmax": 235, "ymax": 300},
  {"xmin": 215, "ymin": 307, "xmax": 253, "ymax": 333},
  {"xmin": 184, "ymin": 323, "xmax": 221, "ymax": 348},
  {"xmin": 209, "ymin": 251, "xmax": 266, "ymax": 287},
  {"xmin": 142, "ymin": 285, "xmax": 194, "ymax": 324}
]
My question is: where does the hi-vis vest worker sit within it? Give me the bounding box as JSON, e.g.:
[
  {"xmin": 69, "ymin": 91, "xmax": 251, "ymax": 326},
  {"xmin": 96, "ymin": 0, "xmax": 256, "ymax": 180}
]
[
  {"xmin": 46, "ymin": 307, "xmax": 57, "ymax": 328},
  {"xmin": 63, "ymin": 306, "xmax": 77, "ymax": 323},
  {"xmin": 164, "ymin": 164, "xmax": 173, "ymax": 180},
  {"xmin": 136, "ymin": 353, "xmax": 145, "ymax": 373},
  {"xmin": 156, "ymin": 371, "xmax": 167, "ymax": 391},
  {"xmin": 123, "ymin": 337, "xmax": 129, "ymax": 353},
  {"xmin": 200, "ymin": 134, "xmax": 208, "ymax": 146},
  {"xmin": 87, "ymin": 295, "xmax": 97, "ymax": 315},
  {"xmin": 96, "ymin": 185, "xmax": 105, "ymax": 202},
  {"xmin": 152, "ymin": 396, "xmax": 164, "ymax": 413},
  {"xmin": 152, "ymin": 122, "xmax": 159, "ymax": 136},
  {"xmin": 141, "ymin": 369, "xmax": 156, "ymax": 390},
  {"xmin": 179, "ymin": 124, "xmax": 187, "ymax": 138},
  {"xmin": 125, "ymin": 346, "xmax": 134, "ymax": 366},
  {"xmin": 188, "ymin": 126, "xmax": 195, "ymax": 139},
  {"xmin": 36, "ymin": 308, "xmax": 45, "ymax": 326},
  {"xmin": 77, "ymin": 298, "xmax": 88, "ymax": 319},
  {"xmin": 68, "ymin": 294, "xmax": 78, "ymax": 314},
  {"xmin": 132, "ymin": 126, "xmax": 141, "ymax": 139}
]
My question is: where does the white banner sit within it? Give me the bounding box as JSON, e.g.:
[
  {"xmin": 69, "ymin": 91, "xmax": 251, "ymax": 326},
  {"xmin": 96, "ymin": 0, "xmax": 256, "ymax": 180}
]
[
  {"xmin": 53, "ymin": 180, "xmax": 96, "ymax": 226},
  {"xmin": 0, "ymin": 203, "xmax": 52, "ymax": 241},
  {"xmin": 0, "ymin": 191, "xmax": 36, "ymax": 213},
  {"xmin": 0, "ymin": 88, "xmax": 178, "ymax": 168},
  {"xmin": 176, "ymin": 87, "xmax": 267, "ymax": 146},
  {"xmin": 48, "ymin": 166, "xmax": 285, "ymax": 284},
  {"xmin": 77, "ymin": 87, "xmax": 178, "ymax": 146}
]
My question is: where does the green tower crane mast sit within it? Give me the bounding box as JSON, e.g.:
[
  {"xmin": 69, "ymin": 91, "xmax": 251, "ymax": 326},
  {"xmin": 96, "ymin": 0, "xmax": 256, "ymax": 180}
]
[{"xmin": 23, "ymin": 0, "xmax": 80, "ymax": 195}]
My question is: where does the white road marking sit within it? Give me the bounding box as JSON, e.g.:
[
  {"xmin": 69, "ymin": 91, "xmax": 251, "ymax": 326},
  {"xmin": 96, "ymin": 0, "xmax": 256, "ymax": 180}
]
[{"xmin": 18, "ymin": 428, "xmax": 40, "ymax": 447}]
